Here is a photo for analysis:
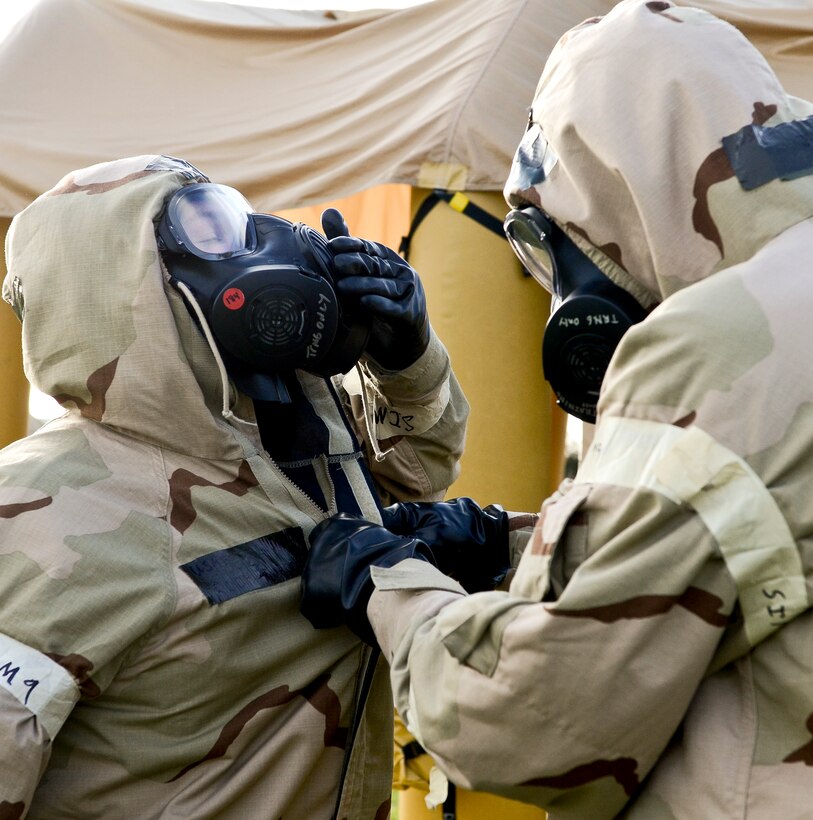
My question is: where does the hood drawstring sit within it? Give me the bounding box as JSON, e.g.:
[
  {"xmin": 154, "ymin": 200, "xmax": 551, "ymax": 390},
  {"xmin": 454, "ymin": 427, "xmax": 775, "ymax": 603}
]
[
  {"xmin": 174, "ymin": 280, "xmax": 257, "ymax": 428},
  {"xmin": 354, "ymin": 361, "xmax": 395, "ymax": 463},
  {"xmin": 175, "ymin": 282, "xmax": 391, "ymax": 459}
]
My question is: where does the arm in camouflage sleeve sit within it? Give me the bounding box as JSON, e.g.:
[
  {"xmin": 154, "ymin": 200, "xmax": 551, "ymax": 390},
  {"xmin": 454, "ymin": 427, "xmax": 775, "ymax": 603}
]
[
  {"xmin": 0, "ymin": 641, "xmax": 78, "ymax": 813},
  {"xmin": 0, "ymin": 689, "xmax": 52, "ymax": 812},
  {"xmin": 339, "ymin": 329, "xmax": 469, "ymax": 504},
  {"xmin": 366, "ymin": 471, "xmax": 741, "ymax": 818}
]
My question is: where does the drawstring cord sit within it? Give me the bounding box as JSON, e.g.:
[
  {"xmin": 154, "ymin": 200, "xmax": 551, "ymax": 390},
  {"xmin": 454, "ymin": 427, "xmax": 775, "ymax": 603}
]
[
  {"xmin": 174, "ymin": 280, "xmax": 257, "ymax": 427},
  {"xmin": 355, "ymin": 361, "xmax": 394, "ymax": 463},
  {"xmin": 175, "ymin": 283, "xmax": 392, "ymax": 461}
]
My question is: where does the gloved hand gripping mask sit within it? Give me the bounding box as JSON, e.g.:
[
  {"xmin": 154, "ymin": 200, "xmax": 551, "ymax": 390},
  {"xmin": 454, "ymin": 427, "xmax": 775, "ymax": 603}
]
[{"xmin": 321, "ymin": 208, "xmax": 430, "ymax": 372}]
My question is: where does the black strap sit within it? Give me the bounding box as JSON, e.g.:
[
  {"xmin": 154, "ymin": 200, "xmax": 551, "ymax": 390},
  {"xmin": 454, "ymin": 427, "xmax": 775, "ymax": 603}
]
[
  {"xmin": 331, "ymin": 645, "xmax": 381, "ymax": 820},
  {"xmin": 399, "ymin": 188, "xmax": 507, "ymax": 261},
  {"xmin": 442, "ymin": 782, "xmax": 457, "ymax": 820},
  {"xmin": 397, "ymin": 729, "xmax": 457, "ymax": 819},
  {"xmin": 401, "ymin": 739, "xmax": 426, "ymax": 760}
]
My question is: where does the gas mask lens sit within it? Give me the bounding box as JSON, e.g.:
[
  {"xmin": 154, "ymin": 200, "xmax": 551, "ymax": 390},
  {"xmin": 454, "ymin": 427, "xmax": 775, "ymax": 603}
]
[
  {"xmin": 503, "ymin": 207, "xmax": 557, "ymax": 292},
  {"xmin": 165, "ymin": 183, "xmax": 256, "ymax": 260}
]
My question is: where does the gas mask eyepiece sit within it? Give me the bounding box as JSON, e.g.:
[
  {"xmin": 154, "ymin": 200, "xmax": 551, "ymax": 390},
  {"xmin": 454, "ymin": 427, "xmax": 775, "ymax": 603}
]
[
  {"xmin": 503, "ymin": 206, "xmax": 558, "ymax": 292},
  {"xmin": 505, "ymin": 206, "xmax": 647, "ymax": 424},
  {"xmin": 158, "ymin": 183, "xmax": 256, "ymax": 260},
  {"xmin": 158, "ymin": 183, "xmax": 371, "ymax": 398}
]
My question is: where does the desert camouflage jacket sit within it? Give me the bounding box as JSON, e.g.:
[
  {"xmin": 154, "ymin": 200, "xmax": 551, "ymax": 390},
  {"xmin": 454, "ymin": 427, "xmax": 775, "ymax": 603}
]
[
  {"xmin": 366, "ymin": 2, "xmax": 813, "ymax": 817},
  {"xmin": 0, "ymin": 155, "xmax": 468, "ymax": 819}
]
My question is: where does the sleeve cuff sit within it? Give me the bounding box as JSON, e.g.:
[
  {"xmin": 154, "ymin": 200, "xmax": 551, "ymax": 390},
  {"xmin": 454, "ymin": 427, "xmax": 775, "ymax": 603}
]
[
  {"xmin": 341, "ymin": 331, "xmax": 452, "ymax": 438},
  {"xmin": 371, "ymin": 558, "xmax": 467, "ymax": 594},
  {"xmin": 364, "ymin": 329, "xmax": 450, "ymax": 402}
]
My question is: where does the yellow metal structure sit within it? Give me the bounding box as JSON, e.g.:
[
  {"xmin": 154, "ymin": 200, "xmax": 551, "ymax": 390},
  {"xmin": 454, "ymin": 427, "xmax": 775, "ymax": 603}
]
[
  {"xmin": 395, "ymin": 188, "xmax": 560, "ymax": 819},
  {"xmin": 398, "ymin": 786, "xmax": 547, "ymax": 820},
  {"xmin": 0, "ymin": 218, "xmax": 28, "ymax": 448},
  {"xmin": 408, "ymin": 187, "xmax": 565, "ymax": 510},
  {"xmin": 394, "ymin": 712, "xmax": 547, "ymax": 820}
]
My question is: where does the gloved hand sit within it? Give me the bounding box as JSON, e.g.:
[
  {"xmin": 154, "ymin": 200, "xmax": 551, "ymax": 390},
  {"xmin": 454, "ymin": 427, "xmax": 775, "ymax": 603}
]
[
  {"xmin": 321, "ymin": 208, "xmax": 430, "ymax": 371},
  {"xmin": 301, "ymin": 514, "xmax": 435, "ymax": 645},
  {"xmin": 381, "ymin": 497, "xmax": 511, "ymax": 593}
]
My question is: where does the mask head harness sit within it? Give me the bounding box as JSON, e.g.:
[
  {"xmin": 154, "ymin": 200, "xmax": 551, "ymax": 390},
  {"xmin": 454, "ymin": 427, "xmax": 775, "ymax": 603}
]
[
  {"xmin": 504, "ymin": 206, "xmax": 646, "ymax": 423},
  {"xmin": 157, "ymin": 183, "xmax": 371, "ymax": 400}
]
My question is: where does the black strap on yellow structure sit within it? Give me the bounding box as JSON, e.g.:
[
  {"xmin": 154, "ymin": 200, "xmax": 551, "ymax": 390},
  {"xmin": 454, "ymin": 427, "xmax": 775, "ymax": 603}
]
[
  {"xmin": 401, "ymin": 740, "xmax": 426, "ymax": 760},
  {"xmin": 398, "ymin": 188, "xmax": 507, "ymax": 261},
  {"xmin": 442, "ymin": 782, "xmax": 457, "ymax": 820},
  {"xmin": 398, "ymin": 736, "xmax": 458, "ymax": 820}
]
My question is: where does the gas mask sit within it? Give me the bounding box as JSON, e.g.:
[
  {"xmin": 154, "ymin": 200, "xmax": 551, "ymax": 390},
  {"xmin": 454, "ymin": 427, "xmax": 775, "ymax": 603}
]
[
  {"xmin": 504, "ymin": 206, "xmax": 646, "ymax": 423},
  {"xmin": 157, "ymin": 183, "xmax": 371, "ymax": 402}
]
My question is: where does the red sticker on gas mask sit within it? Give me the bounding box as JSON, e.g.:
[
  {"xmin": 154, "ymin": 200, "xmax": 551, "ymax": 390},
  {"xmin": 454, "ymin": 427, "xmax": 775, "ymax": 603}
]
[{"xmin": 222, "ymin": 288, "xmax": 245, "ymax": 310}]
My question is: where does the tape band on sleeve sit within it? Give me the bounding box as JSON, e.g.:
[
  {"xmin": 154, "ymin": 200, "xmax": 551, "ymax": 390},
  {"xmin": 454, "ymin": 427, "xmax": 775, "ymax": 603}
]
[
  {"xmin": 0, "ymin": 631, "xmax": 80, "ymax": 739},
  {"xmin": 342, "ymin": 366, "xmax": 451, "ymax": 438},
  {"xmin": 576, "ymin": 417, "xmax": 808, "ymax": 647}
]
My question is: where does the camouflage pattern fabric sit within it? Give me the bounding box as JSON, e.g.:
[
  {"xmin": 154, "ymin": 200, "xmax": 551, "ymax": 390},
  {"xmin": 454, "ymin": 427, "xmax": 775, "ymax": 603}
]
[
  {"xmin": 365, "ymin": 2, "xmax": 813, "ymax": 817},
  {"xmin": 0, "ymin": 155, "xmax": 468, "ymax": 819}
]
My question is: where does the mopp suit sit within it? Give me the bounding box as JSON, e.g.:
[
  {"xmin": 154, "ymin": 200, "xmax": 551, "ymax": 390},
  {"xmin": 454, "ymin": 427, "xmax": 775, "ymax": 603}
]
[
  {"xmin": 362, "ymin": 2, "xmax": 813, "ymax": 817},
  {"xmin": 0, "ymin": 156, "xmax": 468, "ymax": 817}
]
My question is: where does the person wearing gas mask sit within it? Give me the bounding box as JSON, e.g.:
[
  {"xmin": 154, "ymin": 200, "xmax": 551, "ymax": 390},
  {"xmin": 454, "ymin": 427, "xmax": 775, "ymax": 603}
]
[
  {"xmin": 0, "ymin": 154, "xmax": 470, "ymax": 818},
  {"xmin": 301, "ymin": 1, "xmax": 813, "ymax": 816}
]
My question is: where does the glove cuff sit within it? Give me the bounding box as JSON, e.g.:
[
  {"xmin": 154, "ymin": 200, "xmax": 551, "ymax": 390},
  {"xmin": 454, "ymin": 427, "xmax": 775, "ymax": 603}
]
[{"xmin": 342, "ymin": 536, "xmax": 434, "ymax": 644}]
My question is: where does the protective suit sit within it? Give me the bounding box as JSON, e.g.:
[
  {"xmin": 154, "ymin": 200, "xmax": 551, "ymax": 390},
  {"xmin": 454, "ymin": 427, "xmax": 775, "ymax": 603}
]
[
  {"xmin": 329, "ymin": 2, "xmax": 813, "ymax": 817},
  {"xmin": 0, "ymin": 155, "xmax": 468, "ymax": 818}
]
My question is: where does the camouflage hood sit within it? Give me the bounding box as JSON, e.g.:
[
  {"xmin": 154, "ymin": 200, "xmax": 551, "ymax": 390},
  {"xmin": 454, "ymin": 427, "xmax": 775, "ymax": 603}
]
[
  {"xmin": 3, "ymin": 155, "xmax": 244, "ymax": 461},
  {"xmin": 504, "ymin": 0, "xmax": 813, "ymax": 308}
]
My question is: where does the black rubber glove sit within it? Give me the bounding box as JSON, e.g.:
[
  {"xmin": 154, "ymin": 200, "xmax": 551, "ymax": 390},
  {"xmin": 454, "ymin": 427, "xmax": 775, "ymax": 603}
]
[
  {"xmin": 381, "ymin": 497, "xmax": 511, "ymax": 593},
  {"xmin": 321, "ymin": 208, "xmax": 430, "ymax": 371},
  {"xmin": 301, "ymin": 514, "xmax": 435, "ymax": 645}
]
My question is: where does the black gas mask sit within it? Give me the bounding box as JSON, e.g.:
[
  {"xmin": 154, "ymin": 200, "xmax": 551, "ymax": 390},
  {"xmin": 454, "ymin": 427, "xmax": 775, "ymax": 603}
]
[
  {"xmin": 504, "ymin": 206, "xmax": 646, "ymax": 424},
  {"xmin": 157, "ymin": 183, "xmax": 371, "ymax": 402}
]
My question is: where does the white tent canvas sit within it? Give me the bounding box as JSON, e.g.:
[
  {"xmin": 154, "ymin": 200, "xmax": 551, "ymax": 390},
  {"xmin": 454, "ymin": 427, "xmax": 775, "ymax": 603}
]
[
  {"xmin": 1, "ymin": 0, "xmax": 811, "ymax": 216},
  {"xmin": 0, "ymin": 0, "xmax": 623, "ymax": 215}
]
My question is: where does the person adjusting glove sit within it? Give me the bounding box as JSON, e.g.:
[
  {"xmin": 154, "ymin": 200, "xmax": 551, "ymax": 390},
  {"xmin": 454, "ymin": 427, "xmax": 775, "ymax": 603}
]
[
  {"xmin": 321, "ymin": 207, "xmax": 430, "ymax": 372},
  {"xmin": 301, "ymin": 514, "xmax": 437, "ymax": 645},
  {"xmin": 301, "ymin": 498, "xmax": 519, "ymax": 644},
  {"xmin": 301, "ymin": 4, "xmax": 813, "ymax": 819},
  {"xmin": 380, "ymin": 497, "xmax": 512, "ymax": 592}
]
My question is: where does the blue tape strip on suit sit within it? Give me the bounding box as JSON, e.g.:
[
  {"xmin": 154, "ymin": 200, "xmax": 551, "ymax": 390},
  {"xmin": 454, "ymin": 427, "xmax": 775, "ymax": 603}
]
[
  {"xmin": 722, "ymin": 115, "xmax": 813, "ymax": 190},
  {"xmin": 181, "ymin": 527, "xmax": 309, "ymax": 604}
]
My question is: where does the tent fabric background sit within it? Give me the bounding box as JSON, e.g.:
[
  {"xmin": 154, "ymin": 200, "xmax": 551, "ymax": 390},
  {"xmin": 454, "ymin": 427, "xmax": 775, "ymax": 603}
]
[
  {"xmin": 684, "ymin": 0, "xmax": 813, "ymax": 100},
  {"xmin": 0, "ymin": 0, "xmax": 612, "ymax": 217},
  {"xmin": 1, "ymin": 0, "xmax": 811, "ymax": 219}
]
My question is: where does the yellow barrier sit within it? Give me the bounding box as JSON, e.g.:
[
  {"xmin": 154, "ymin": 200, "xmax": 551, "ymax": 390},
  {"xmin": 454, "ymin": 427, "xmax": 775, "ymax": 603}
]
[
  {"xmin": 0, "ymin": 217, "xmax": 29, "ymax": 447},
  {"xmin": 399, "ymin": 787, "xmax": 547, "ymax": 819},
  {"xmin": 408, "ymin": 188, "xmax": 565, "ymax": 510},
  {"xmin": 394, "ymin": 713, "xmax": 547, "ymax": 820},
  {"xmin": 395, "ymin": 188, "xmax": 559, "ymax": 818}
]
